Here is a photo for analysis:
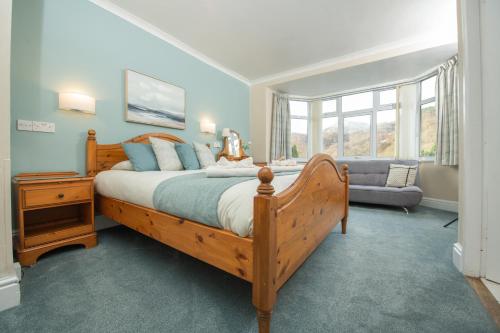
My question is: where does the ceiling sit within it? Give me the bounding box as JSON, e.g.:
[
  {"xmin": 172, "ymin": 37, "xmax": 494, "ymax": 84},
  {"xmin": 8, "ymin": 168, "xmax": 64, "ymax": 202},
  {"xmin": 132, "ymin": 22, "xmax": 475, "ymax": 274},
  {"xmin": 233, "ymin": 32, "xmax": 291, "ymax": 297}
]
[
  {"xmin": 272, "ymin": 43, "xmax": 458, "ymax": 96},
  {"xmin": 101, "ymin": 0, "xmax": 457, "ymax": 82}
]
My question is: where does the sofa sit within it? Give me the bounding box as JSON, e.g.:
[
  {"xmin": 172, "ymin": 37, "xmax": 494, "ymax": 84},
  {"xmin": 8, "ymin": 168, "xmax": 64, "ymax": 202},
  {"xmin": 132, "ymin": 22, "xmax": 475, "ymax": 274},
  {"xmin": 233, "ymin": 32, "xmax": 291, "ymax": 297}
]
[{"xmin": 335, "ymin": 159, "xmax": 423, "ymax": 209}]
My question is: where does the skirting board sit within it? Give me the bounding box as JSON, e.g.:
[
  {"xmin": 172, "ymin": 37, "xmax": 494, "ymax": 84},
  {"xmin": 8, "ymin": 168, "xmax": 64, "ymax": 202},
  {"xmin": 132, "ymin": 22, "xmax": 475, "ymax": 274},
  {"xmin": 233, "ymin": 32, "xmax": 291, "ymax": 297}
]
[
  {"xmin": 453, "ymin": 242, "xmax": 464, "ymax": 273},
  {"xmin": 420, "ymin": 197, "xmax": 458, "ymax": 212},
  {"xmin": 0, "ymin": 273, "xmax": 20, "ymax": 312}
]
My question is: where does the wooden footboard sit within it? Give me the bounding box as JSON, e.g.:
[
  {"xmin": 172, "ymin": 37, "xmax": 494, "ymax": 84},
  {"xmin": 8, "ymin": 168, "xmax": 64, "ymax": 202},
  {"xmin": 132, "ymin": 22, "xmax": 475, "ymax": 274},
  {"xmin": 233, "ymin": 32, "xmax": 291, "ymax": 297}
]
[{"xmin": 252, "ymin": 154, "xmax": 349, "ymax": 332}]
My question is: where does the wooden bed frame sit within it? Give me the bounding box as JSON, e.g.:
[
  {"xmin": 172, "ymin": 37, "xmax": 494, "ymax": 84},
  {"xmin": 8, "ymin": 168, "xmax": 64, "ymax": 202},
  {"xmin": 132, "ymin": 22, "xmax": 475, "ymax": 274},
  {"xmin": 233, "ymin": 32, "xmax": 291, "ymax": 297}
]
[{"xmin": 86, "ymin": 129, "xmax": 349, "ymax": 333}]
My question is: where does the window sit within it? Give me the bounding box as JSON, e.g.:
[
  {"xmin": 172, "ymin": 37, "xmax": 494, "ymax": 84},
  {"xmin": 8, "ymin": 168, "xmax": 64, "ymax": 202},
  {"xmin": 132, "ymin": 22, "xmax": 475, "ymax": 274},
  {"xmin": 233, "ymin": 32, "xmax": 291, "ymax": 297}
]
[
  {"xmin": 376, "ymin": 109, "xmax": 396, "ymax": 157},
  {"xmin": 321, "ymin": 99, "xmax": 338, "ymax": 158},
  {"xmin": 319, "ymin": 88, "xmax": 398, "ymax": 159},
  {"xmin": 419, "ymin": 76, "xmax": 437, "ymax": 158},
  {"xmin": 322, "ymin": 99, "xmax": 336, "ymax": 114},
  {"xmin": 342, "ymin": 92, "xmax": 373, "ymax": 112},
  {"xmin": 380, "ymin": 89, "xmax": 396, "ymax": 105},
  {"xmin": 344, "ymin": 115, "xmax": 371, "ymax": 156},
  {"xmin": 290, "ymin": 100, "xmax": 309, "ymax": 159}
]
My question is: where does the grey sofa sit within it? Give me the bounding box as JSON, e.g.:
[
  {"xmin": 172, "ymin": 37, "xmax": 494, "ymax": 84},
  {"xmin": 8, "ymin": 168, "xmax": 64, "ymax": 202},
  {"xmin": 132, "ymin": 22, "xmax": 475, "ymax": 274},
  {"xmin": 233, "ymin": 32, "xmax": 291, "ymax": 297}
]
[{"xmin": 335, "ymin": 159, "xmax": 423, "ymax": 209}]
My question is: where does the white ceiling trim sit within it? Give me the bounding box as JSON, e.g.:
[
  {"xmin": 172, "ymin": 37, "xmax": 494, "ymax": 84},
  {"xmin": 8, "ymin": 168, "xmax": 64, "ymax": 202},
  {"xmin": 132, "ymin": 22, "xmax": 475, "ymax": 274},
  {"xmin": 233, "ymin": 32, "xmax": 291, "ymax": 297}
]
[
  {"xmin": 251, "ymin": 33, "xmax": 457, "ymax": 86},
  {"xmin": 288, "ymin": 62, "xmax": 442, "ymax": 101},
  {"xmin": 89, "ymin": 0, "xmax": 251, "ymax": 85}
]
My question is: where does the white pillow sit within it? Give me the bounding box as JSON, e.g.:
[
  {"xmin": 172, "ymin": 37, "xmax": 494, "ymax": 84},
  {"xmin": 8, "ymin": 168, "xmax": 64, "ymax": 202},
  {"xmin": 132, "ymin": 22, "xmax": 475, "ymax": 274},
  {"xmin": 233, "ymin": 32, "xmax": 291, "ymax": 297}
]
[
  {"xmin": 111, "ymin": 160, "xmax": 134, "ymax": 171},
  {"xmin": 386, "ymin": 164, "xmax": 418, "ymax": 187},
  {"xmin": 193, "ymin": 142, "xmax": 216, "ymax": 169},
  {"xmin": 149, "ymin": 137, "xmax": 183, "ymax": 171}
]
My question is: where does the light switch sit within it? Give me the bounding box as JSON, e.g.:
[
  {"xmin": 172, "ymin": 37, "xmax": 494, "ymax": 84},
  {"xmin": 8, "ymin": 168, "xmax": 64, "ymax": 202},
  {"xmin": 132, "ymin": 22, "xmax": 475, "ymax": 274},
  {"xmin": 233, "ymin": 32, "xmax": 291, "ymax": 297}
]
[
  {"xmin": 17, "ymin": 119, "xmax": 33, "ymax": 131},
  {"xmin": 33, "ymin": 121, "xmax": 55, "ymax": 133}
]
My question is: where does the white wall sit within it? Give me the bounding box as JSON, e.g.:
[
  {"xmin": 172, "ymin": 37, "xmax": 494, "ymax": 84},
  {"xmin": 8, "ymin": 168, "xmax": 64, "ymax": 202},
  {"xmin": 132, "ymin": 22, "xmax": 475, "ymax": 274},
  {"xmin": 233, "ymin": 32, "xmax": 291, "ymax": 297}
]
[
  {"xmin": 0, "ymin": 0, "xmax": 20, "ymax": 312},
  {"xmin": 250, "ymin": 84, "xmax": 273, "ymax": 162}
]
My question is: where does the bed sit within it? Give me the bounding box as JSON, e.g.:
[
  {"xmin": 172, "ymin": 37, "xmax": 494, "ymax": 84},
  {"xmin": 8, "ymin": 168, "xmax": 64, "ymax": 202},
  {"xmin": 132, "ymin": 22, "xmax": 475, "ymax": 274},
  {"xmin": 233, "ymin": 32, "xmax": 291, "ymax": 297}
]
[{"xmin": 86, "ymin": 129, "xmax": 349, "ymax": 333}]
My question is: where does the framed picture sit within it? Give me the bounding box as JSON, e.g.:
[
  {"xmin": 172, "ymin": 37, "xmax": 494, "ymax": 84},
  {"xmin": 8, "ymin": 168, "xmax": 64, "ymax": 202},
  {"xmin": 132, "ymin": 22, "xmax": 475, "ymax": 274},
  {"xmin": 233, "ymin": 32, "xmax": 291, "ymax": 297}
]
[{"xmin": 125, "ymin": 69, "xmax": 186, "ymax": 129}]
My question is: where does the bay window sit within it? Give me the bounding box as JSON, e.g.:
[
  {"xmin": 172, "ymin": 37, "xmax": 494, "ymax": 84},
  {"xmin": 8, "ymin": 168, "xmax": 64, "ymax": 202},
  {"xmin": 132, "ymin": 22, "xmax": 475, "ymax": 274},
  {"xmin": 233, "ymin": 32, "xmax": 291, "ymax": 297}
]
[{"xmin": 292, "ymin": 73, "xmax": 437, "ymax": 161}]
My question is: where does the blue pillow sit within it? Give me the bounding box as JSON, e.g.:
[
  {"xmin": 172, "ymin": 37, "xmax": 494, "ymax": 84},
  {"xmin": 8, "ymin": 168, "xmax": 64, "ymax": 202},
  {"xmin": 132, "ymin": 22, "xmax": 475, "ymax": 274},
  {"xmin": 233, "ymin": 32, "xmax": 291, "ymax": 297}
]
[
  {"xmin": 175, "ymin": 143, "xmax": 200, "ymax": 170},
  {"xmin": 122, "ymin": 143, "xmax": 159, "ymax": 171}
]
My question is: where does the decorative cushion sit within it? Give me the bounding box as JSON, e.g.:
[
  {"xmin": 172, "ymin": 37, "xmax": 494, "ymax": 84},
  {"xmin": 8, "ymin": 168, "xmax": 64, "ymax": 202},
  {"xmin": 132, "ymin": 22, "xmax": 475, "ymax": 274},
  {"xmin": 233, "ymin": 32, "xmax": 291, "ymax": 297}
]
[
  {"xmin": 174, "ymin": 143, "xmax": 201, "ymax": 170},
  {"xmin": 111, "ymin": 160, "xmax": 134, "ymax": 171},
  {"xmin": 385, "ymin": 164, "xmax": 418, "ymax": 187},
  {"xmin": 193, "ymin": 142, "xmax": 216, "ymax": 169},
  {"xmin": 122, "ymin": 143, "xmax": 160, "ymax": 171},
  {"xmin": 149, "ymin": 137, "xmax": 183, "ymax": 171}
]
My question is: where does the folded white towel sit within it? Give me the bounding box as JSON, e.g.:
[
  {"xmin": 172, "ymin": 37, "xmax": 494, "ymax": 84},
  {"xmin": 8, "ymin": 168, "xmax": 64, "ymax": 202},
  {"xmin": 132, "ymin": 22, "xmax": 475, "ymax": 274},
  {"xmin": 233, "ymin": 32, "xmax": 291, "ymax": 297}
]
[
  {"xmin": 270, "ymin": 159, "xmax": 298, "ymax": 166},
  {"xmin": 205, "ymin": 164, "xmax": 304, "ymax": 178},
  {"xmin": 216, "ymin": 157, "xmax": 255, "ymax": 168}
]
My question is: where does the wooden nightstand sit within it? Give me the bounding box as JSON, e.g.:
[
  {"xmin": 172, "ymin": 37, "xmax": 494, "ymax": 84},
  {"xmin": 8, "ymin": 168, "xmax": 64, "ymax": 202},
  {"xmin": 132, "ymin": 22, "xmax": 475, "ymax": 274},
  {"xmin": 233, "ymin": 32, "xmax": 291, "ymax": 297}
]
[{"xmin": 13, "ymin": 172, "xmax": 97, "ymax": 266}]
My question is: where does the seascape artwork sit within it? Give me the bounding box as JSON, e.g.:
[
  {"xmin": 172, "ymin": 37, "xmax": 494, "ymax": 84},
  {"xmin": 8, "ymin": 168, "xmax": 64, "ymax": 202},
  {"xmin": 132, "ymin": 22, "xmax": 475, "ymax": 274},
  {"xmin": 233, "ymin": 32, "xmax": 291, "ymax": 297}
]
[{"xmin": 126, "ymin": 70, "xmax": 185, "ymax": 129}]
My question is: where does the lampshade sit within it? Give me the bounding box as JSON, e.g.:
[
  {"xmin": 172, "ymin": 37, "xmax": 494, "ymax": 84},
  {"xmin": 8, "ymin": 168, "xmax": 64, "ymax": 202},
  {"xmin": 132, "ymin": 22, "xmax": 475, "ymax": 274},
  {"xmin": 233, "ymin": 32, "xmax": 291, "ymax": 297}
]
[
  {"xmin": 200, "ymin": 120, "xmax": 216, "ymax": 134},
  {"xmin": 222, "ymin": 128, "xmax": 231, "ymax": 137},
  {"xmin": 59, "ymin": 92, "xmax": 95, "ymax": 114}
]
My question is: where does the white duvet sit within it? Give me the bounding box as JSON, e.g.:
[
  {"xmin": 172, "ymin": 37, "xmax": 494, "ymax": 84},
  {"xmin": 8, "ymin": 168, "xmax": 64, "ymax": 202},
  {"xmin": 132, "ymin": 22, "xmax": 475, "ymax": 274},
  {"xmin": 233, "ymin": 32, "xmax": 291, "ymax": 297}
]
[{"xmin": 94, "ymin": 170, "xmax": 299, "ymax": 237}]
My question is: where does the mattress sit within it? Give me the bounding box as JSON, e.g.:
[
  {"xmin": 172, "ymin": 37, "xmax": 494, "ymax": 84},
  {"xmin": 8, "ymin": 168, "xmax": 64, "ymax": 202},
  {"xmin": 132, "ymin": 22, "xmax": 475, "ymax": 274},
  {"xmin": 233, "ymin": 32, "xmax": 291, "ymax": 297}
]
[{"xmin": 94, "ymin": 170, "xmax": 298, "ymax": 237}]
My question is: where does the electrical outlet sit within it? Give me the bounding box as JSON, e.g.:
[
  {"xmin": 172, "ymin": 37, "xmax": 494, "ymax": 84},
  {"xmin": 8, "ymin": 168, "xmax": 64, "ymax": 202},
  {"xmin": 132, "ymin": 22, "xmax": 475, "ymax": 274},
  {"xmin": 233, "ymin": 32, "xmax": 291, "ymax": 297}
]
[
  {"xmin": 33, "ymin": 121, "xmax": 55, "ymax": 133},
  {"xmin": 17, "ymin": 119, "xmax": 33, "ymax": 131},
  {"xmin": 213, "ymin": 142, "xmax": 221, "ymax": 148}
]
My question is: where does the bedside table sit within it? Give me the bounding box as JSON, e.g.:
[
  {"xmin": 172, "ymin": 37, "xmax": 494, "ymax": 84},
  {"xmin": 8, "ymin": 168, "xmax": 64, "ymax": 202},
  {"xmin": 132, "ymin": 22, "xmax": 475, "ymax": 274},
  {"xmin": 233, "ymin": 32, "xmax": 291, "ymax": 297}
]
[{"xmin": 13, "ymin": 171, "xmax": 97, "ymax": 266}]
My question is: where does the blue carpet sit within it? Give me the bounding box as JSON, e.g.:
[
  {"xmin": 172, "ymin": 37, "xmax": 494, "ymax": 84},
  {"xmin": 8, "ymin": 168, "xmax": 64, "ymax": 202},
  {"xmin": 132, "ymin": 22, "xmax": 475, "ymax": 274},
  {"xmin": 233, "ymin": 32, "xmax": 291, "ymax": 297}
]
[{"xmin": 0, "ymin": 205, "xmax": 498, "ymax": 332}]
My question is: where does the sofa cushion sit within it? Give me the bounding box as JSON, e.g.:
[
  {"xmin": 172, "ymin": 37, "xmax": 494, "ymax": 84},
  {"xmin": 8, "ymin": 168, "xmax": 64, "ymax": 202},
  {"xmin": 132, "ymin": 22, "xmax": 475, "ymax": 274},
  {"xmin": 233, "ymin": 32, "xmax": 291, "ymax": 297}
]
[
  {"xmin": 386, "ymin": 164, "xmax": 418, "ymax": 187},
  {"xmin": 349, "ymin": 185, "xmax": 423, "ymax": 207}
]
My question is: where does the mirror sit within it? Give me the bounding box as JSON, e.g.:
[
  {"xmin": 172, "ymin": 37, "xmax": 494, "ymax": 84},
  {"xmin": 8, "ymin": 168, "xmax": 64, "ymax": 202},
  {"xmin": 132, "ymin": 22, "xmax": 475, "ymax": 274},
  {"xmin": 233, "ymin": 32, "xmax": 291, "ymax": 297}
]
[
  {"xmin": 228, "ymin": 131, "xmax": 241, "ymax": 157},
  {"xmin": 218, "ymin": 129, "xmax": 247, "ymax": 161}
]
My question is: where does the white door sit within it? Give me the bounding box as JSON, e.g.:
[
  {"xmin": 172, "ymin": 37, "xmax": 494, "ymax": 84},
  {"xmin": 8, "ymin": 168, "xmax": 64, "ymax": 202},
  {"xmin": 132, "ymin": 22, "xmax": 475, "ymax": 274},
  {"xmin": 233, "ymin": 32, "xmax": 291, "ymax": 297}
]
[{"xmin": 481, "ymin": 0, "xmax": 500, "ymax": 284}]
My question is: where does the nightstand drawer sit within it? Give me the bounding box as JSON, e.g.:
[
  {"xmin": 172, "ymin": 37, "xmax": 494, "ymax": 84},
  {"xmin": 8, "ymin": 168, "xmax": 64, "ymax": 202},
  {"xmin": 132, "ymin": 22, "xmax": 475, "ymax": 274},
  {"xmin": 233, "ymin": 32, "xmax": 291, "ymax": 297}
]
[{"xmin": 23, "ymin": 183, "xmax": 92, "ymax": 208}]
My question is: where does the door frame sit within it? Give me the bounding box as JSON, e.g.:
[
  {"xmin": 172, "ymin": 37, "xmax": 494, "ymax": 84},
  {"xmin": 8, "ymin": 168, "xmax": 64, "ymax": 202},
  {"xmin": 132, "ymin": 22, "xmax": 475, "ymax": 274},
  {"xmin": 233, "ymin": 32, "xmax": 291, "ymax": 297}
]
[{"xmin": 456, "ymin": 0, "xmax": 500, "ymax": 283}]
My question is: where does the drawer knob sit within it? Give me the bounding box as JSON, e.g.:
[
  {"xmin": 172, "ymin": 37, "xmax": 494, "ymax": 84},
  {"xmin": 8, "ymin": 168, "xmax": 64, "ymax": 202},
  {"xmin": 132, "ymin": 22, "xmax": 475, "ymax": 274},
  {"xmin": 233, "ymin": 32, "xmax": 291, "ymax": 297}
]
[{"xmin": 57, "ymin": 193, "xmax": 65, "ymax": 199}]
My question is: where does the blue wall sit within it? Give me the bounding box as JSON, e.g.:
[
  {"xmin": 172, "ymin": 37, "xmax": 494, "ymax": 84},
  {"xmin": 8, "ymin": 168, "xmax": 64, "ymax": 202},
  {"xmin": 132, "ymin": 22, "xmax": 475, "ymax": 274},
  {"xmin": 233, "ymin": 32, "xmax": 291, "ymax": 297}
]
[{"xmin": 11, "ymin": 0, "xmax": 249, "ymax": 175}]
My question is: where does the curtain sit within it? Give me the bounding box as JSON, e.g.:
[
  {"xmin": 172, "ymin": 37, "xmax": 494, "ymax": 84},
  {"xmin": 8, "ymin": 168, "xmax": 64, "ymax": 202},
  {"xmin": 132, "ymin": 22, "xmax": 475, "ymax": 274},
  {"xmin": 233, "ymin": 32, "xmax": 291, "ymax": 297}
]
[
  {"xmin": 435, "ymin": 55, "xmax": 459, "ymax": 166},
  {"xmin": 270, "ymin": 93, "xmax": 291, "ymax": 160}
]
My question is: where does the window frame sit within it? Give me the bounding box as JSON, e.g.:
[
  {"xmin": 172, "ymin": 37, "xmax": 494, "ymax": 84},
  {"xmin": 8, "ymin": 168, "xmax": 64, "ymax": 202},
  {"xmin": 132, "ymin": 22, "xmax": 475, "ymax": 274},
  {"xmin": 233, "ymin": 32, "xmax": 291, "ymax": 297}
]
[
  {"xmin": 320, "ymin": 88, "xmax": 397, "ymax": 159},
  {"xmin": 289, "ymin": 99, "xmax": 311, "ymax": 161},
  {"xmin": 416, "ymin": 74, "xmax": 437, "ymax": 161}
]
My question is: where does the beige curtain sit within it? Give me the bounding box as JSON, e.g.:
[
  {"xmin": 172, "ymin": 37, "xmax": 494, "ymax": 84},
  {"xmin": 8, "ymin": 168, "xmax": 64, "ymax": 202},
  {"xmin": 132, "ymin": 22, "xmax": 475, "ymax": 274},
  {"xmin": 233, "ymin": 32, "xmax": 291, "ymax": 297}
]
[
  {"xmin": 435, "ymin": 55, "xmax": 459, "ymax": 166},
  {"xmin": 270, "ymin": 93, "xmax": 291, "ymax": 160}
]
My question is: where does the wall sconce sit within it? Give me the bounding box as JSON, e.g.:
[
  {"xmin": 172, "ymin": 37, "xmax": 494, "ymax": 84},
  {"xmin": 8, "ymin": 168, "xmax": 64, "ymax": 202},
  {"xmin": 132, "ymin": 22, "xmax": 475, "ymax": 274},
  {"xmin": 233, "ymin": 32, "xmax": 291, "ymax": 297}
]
[
  {"xmin": 59, "ymin": 92, "xmax": 96, "ymax": 114},
  {"xmin": 200, "ymin": 120, "xmax": 216, "ymax": 134},
  {"xmin": 222, "ymin": 128, "xmax": 231, "ymax": 137}
]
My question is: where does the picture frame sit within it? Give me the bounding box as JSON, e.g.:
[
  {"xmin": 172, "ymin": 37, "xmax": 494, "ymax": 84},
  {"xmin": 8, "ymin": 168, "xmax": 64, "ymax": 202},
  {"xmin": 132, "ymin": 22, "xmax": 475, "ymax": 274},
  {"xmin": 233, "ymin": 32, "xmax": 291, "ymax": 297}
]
[{"xmin": 125, "ymin": 69, "xmax": 186, "ymax": 129}]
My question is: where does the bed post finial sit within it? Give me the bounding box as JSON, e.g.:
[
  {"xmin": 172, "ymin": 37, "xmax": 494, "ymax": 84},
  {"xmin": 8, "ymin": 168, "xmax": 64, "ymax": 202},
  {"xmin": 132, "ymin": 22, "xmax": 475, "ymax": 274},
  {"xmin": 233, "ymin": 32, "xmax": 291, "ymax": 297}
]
[
  {"xmin": 87, "ymin": 129, "xmax": 97, "ymax": 177},
  {"xmin": 341, "ymin": 164, "xmax": 349, "ymax": 180},
  {"xmin": 257, "ymin": 167, "xmax": 274, "ymax": 195}
]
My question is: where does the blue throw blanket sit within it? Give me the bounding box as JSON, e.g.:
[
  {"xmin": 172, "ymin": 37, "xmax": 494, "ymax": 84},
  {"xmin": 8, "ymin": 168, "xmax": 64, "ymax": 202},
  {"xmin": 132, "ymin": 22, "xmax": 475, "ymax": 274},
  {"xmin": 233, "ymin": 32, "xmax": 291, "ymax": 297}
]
[{"xmin": 153, "ymin": 173, "xmax": 253, "ymax": 228}]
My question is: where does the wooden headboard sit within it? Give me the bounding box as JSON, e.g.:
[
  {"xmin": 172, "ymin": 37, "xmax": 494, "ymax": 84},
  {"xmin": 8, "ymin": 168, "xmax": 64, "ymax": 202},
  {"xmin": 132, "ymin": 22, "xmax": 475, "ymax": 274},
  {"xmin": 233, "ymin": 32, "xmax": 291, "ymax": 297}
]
[{"xmin": 86, "ymin": 129, "xmax": 185, "ymax": 176}]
